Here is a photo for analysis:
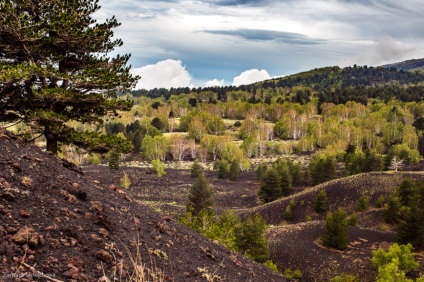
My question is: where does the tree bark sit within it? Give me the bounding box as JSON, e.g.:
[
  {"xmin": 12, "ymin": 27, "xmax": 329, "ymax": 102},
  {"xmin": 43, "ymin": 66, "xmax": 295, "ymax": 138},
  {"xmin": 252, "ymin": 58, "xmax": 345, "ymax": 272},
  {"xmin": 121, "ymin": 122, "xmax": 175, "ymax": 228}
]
[{"xmin": 44, "ymin": 128, "xmax": 59, "ymax": 154}]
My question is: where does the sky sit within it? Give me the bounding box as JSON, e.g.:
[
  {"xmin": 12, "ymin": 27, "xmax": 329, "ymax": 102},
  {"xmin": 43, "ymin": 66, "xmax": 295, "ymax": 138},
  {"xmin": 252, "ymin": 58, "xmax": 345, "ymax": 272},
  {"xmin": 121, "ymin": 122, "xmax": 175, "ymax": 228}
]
[{"xmin": 94, "ymin": 0, "xmax": 424, "ymax": 90}]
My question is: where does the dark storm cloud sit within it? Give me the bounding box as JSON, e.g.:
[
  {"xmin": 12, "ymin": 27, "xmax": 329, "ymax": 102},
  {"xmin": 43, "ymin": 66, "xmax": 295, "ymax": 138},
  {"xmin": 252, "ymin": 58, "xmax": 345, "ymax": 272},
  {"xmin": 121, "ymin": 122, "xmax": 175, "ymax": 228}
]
[{"xmin": 204, "ymin": 29, "xmax": 324, "ymax": 45}]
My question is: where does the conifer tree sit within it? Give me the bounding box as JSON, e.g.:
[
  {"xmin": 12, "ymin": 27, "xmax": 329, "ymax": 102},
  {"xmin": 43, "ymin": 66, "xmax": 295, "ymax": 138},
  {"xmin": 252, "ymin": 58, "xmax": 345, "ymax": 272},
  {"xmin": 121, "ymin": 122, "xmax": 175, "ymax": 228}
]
[
  {"xmin": 187, "ymin": 172, "xmax": 214, "ymax": 216},
  {"xmin": 0, "ymin": 0, "xmax": 138, "ymax": 154},
  {"xmin": 229, "ymin": 160, "xmax": 241, "ymax": 181},
  {"xmin": 314, "ymin": 189, "xmax": 328, "ymax": 213},
  {"xmin": 108, "ymin": 150, "xmax": 120, "ymax": 170},
  {"xmin": 190, "ymin": 160, "xmax": 203, "ymax": 178},
  {"xmin": 321, "ymin": 208, "xmax": 350, "ymax": 250},
  {"xmin": 258, "ymin": 167, "xmax": 281, "ymax": 203}
]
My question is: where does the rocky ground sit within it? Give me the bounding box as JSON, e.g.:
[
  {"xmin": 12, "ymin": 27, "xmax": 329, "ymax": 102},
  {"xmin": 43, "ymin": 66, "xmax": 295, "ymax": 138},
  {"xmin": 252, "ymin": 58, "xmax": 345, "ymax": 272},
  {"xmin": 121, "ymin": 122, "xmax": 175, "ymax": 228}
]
[{"xmin": 0, "ymin": 129, "xmax": 284, "ymax": 282}]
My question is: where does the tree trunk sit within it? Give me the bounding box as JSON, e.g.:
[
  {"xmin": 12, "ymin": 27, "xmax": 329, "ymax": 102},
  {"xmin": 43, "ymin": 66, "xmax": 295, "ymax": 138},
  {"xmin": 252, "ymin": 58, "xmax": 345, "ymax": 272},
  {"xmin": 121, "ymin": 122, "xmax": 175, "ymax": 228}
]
[{"xmin": 44, "ymin": 128, "xmax": 59, "ymax": 154}]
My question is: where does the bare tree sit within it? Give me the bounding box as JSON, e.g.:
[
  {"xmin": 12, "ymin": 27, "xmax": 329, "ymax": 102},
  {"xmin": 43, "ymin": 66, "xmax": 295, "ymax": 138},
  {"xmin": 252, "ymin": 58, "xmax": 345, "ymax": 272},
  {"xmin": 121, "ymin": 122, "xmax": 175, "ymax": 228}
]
[{"xmin": 389, "ymin": 156, "xmax": 404, "ymax": 172}]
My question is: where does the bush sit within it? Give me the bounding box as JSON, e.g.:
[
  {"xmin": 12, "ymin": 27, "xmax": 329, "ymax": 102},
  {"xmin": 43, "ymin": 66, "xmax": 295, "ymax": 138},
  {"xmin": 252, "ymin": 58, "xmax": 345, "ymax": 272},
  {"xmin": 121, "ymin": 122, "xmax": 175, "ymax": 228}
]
[
  {"xmin": 321, "ymin": 208, "xmax": 350, "ymax": 250},
  {"xmin": 375, "ymin": 195, "xmax": 386, "ymax": 208},
  {"xmin": 284, "ymin": 268, "xmax": 302, "ymax": 280},
  {"xmin": 263, "ymin": 260, "xmax": 279, "ymax": 273},
  {"xmin": 234, "ymin": 214, "xmax": 269, "ymax": 262},
  {"xmin": 151, "ymin": 159, "xmax": 166, "ymax": 177},
  {"xmin": 330, "ymin": 274, "xmax": 359, "ymax": 282},
  {"xmin": 86, "ymin": 153, "xmax": 101, "ymax": 165},
  {"xmin": 372, "ymin": 243, "xmax": 420, "ymax": 281},
  {"xmin": 356, "ymin": 195, "xmax": 370, "ymax": 211},
  {"xmin": 120, "ymin": 172, "xmax": 131, "ymax": 189}
]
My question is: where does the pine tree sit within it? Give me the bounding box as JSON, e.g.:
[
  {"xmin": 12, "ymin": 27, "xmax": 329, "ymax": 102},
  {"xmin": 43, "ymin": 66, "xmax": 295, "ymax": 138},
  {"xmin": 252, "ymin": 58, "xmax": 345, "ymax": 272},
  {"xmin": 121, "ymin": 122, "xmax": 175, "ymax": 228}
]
[
  {"xmin": 258, "ymin": 168, "xmax": 281, "ymax": 203},
  {"xmin": 0, "ymin": 0, "xmax": 138, "ymax": 154},
  {"xmin": 187, "ymin": 172, "xmax": 214, "ymax": 216},
  {"xmin": 234, "ymin": 214, "xmax": 270, "ymax": 262},
  {"xmin": 108, "ymin": 150, "xmax": 120, "ymax": 170},
  {"xmin": 314, "ymin": 189, "xmax": 328, "ymax": 214},
  {"xmin": 321, "ymin": 208, "xmax": 350, "ymax": 250},
  {"xmin": 190, "ymin": 160, "xmax": 203, "ymax": 178}
]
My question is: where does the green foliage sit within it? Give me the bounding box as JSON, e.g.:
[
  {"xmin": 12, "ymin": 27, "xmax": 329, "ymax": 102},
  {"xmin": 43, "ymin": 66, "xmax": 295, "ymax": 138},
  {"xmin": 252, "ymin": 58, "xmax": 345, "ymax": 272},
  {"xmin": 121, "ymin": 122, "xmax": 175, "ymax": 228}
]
[
  {"xmin": 321, "ymin": 208, "xmax": 350, "ymax": 250},
  {"xmin": 372, "ymin": 243, "xmax": 420, "ymax": 282},
  {"xmin": 0, "ymin": 0, "xmax": 137, "ymax": 154},
  {"xmin": 356, "ymin": 195, "xmax": 370, "ymax": 211},
  {"xmin": 263, "ymin": 260, "xmax": 279, "ymax": 273},
  {"xmin": 120, "ymin": 172, "xmax": 131, "ymax": 189},
  {"xmin": 375, "ymin": 195, "xmax": 387, "ymax": 208},
  {"xmin": 151, "ymin": 159, "xmax": 166, "ymax": 177},
  {"xmin": 274, "ymin": 159, "xmax": 291, "ymax": 196},
  {"xmin": 309, "ymin": 154, "xmax": 336, "ymax": 185},
  {"xmin": 383, "ymin": 179, "xmax": 424, "ymax": 248},
  {"xmin": 141, "ymin": 135, "xmax": 168, "ymax": 161},
  {"xmin": 108, "ymin": 150, "xmax": 120, "ymax": 170},
  {"xmin": 187, "ymin": 172, "xmax": 214, "ymax": 216},
  {"xmin": 256, "ymin": 163, "xmax": 268, "ymax": 180},
  {"xmin": 86, "ymin": 153, "xmax": 101, "ymax": 165},
  {"xmin": 234, "ymin": 214, "xmax": 270, "ymax": 262},
  {"xmin": 180, "ymin": 210, "xmax": 270, "ymax": 263},
  {"xmin": 258, "ymin": 167, "xmax": 282, "ymax": 203},
  {"xmin": 228, "ymin": 160, "xmax": 241, "ymax": 181},
  {"xmin": 215, "ymin": 160, "xmax": 229, "ymax": 179},
  {"xmin": 314, "ymin": 189, "xmax": 328, "ymax": 214},
  {"xmin": 283, "ymin": 268, "xmax": 303, "ymax": 280},
  {"xmin": 330, "ymin": 274, "xmax": 359, "ymax": 282},
  {"xmin": 348, "ymin": 212, "xmax": 358, "ymax": 226},
  {"xmin": 204, "ymin": 210, "xmax": 241, "ymax": 250},
  {"xmin": 384, "ymin": 196, "xmax": 403, "ymax": 223},
  {"xmin": 190, "ymin": 160, "xmax": 203, "ymax": 179},
  {"xmin": 398, "ymin": 178, "xmax": 416, "ymax": 206}
]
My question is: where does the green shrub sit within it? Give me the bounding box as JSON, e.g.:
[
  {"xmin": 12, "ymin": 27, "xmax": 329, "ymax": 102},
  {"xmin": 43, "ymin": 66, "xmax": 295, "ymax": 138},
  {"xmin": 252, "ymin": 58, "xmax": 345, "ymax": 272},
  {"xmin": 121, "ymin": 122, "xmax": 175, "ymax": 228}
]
[
  {"xmin": 348, "ymin": 212, "xmax": 357, "ymax": 226},
  {"xmin": 375, "ymin": 195, "xmax": 386, "ymax": 208},
  {"xmin": 263, "ymin": 260, "xmax": 279, "ymax": 273},
  {"xmin": 330, "ymin": 273, "xmax": 359, "ymax": 282},
  {"xmin": 151, "ymin": 159, "xmax": 166, "ymax": 177},
  {"xmin": 120, "ymin": 172, "xmax": 131, "ymax": 189},
  {"xmin": 86, "ymin": 153, "xmax": 101, "ymax": 165},
  {"xmin": 284, "ymin": 268, "xmax": 302, "ymax": 280},
  {"xmin": 234, "ymin": 214, "xmax": 269, "ymax": 262},
  {"xmin": 356, "ymin": 195, "xmax": 370, "ymax": 211}
]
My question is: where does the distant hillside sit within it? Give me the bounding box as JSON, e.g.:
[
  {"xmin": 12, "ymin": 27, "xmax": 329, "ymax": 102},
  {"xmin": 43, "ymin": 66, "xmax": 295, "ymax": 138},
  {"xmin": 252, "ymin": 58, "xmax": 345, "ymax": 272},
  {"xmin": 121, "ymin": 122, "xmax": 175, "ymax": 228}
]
[
  {"xmin": 260, "ymin": 64, "xmax": 424, "ymax": 91},
  {"xmin": 383, "ymin": 58, "xmax": 424, "ymax": 72},
  {"xmin": 132, "ymin": 64, "xmax": 424, "ymax": 104}
]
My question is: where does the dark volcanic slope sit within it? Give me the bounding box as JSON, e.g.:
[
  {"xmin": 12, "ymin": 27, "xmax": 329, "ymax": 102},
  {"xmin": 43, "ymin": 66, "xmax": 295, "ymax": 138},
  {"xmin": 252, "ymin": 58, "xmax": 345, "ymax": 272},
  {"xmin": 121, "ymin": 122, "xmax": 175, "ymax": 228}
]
[{"xmin": 0, "ymin": 129, "xmax": 284, "ymax": 282}]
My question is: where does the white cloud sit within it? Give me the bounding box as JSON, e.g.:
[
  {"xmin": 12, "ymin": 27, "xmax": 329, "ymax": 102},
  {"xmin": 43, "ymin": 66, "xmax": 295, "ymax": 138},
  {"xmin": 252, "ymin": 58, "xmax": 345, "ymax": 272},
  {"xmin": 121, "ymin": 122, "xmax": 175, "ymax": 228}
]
[
  {"xmin": 131, "ymin": 59, "xmax": 193, "ymax": 90},
  {"xmin": 204, "ymin": 79, "xmax": 225, "ymax": 87},
  {"xmin": 232, "ymin": 69, "xmax": 271, "ymax": 86},
  {"xmin": 342, "ymin": 36, "xmax": 419, "ymax": 66}
]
